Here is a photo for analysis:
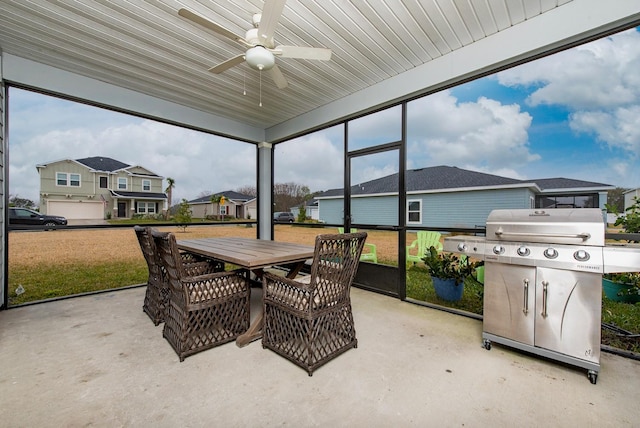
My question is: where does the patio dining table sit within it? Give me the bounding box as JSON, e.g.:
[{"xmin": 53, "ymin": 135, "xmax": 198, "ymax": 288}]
[{"xmin": 177, "ymin": 237, "xmax": 315, "ymax": 347}]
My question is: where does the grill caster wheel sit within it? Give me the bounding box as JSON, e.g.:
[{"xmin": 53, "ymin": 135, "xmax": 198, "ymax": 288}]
[
  {"xmin": 587, "ymin": 370, "xmax": 598, "ymax": 385},
  {"xmin": 482, "ymin": 339, "xmax": 492, "ymax": 350}
]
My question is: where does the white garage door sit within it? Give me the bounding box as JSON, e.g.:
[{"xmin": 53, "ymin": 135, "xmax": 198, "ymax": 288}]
[
  {"xmin": 247, "ymin": 207, "xmax": 257, "ymax": 220},
  {"xmin": 48, "ymin": 201, "xmax": 104, "ymax": 220}
]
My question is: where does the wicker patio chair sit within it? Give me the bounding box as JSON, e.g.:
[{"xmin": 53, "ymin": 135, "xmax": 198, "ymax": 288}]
[
  {"xmin": 151, "ymin": 230, "xmax": 250, "ymax": 361},
  {"xmin": 262, "ymin": 232, "xmax": 367, "ymax": 375},
  {"xmin": 134, "ymin": 226, "xmax": 225, "ymax": 326}
]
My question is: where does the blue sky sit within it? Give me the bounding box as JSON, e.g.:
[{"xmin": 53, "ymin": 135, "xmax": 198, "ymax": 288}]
[{"xmin": 8, "ymin": 28, "xmax": 640, "ymax": 206}]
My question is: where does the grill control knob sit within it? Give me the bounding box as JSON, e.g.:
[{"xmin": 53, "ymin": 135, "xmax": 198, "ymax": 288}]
[
  {"xmin": 517, "ymin": 246, "xmax": 530, "ymax": 257},
  {"xmin": 457, "ymin": 243, "xmax": 467, "ymax": 252},
  {"xmin": 544, "ymin": 248, "xmax": 558, "ymax": 259},
  {"xmin": 574, "ymin": 250, "xmax": 590, "ymax": 262},
  {"xmin": 493, "ymin": 245, "xmax": 505, "ymax": 255}
]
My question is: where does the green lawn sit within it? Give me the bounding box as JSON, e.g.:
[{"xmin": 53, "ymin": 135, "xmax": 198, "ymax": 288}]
[
  {"xmin": 406, "ymin": 265, "xmax": 640, "ymax": 354},
  {"xmin": 8, "ymin": 260, "xmax": 148, "ymax": 305},
  {"xmin": 7, "ymin": 243, "xmax": 639, "ymax": 355}
]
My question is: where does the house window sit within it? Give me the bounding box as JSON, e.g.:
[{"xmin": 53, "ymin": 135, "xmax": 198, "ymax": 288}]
[
  {"xmin": 56, "ymin": 172, "xmax": 80, "ymax": 187},
  {"xmin": 142, "ymin": 179, "xmax": 151, "ymax": 191},
  {"xmin": 99, "ymin": 176, "xmax": 108, "ymax": 188},
  {"xmin": 407, "ymin": 200, "xmax": 422, "ymax": 224},
  {"xmin": 220, "ymin": 206, "xmax": 227, "ymax": 215},
  {"xmin": 535, "ymin": 194, "xmax": 598, "ymax": 209},
  {"xmin": 137, "ymin": 202, "xmax": 156, "ymax": 214},
  {"xmin": 56, "ymin": 172, "xmax": 67, "ymax": 186},
  {"xmin": 118, "ymin": 178, "xmax": 127, "ymax": 190}
]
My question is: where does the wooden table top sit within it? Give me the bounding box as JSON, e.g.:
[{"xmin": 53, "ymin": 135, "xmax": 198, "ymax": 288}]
[{"xmin": 177, "ymin": 237, "xmax": 315, "ymax": 270}]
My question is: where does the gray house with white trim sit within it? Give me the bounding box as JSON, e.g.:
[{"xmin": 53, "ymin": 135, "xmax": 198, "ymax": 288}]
[{"xmin": 316, "ymin": 166, "xmax": 614, "ymax": 228}]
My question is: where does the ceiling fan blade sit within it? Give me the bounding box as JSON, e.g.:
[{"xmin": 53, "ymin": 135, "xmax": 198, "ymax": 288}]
[
  {"xmin": 178, "ymin": 8, "xmax": 244, "ymax": 43},
  {"xmin": 269, "ymin": 65, "xmax": 288, "ymax": 89},
  {"xmin": 208, "ymin": 54, "xmax": 246, "ymax": 74},
  {"xmin": 257, "ymin": 0, "xmax": 286, "ymax": 45},
  {"xmin": 274, "ymin": 45, "xmax": 332, "ymax": 61}
]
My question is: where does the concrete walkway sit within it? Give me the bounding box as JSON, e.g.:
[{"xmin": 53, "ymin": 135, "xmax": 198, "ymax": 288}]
[{"xmin": 1, "ymin": 287, "xmax": 639, "ymax": 427}]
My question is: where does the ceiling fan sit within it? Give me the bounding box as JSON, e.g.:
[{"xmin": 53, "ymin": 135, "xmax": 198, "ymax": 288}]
[{"xmin": 178, "ymin": 0, "xmax": 332, "ymax": 90}]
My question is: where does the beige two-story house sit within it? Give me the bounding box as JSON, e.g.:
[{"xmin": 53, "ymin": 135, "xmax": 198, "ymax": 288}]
[{"xmin": 36, "ymin": 156, "xmax": 167, "ymax": 220}]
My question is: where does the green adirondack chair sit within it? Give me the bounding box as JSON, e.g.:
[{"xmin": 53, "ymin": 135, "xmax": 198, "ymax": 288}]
[
  {"xmin": 338, "ymin": 228, "xmax": 378, "ymax": 263},
  {"xmin": 406, "ymin": 231, "xmax": 443, "ymax": 265}
]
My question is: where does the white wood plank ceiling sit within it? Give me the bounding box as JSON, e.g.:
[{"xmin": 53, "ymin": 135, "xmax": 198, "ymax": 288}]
[{"xmin": 0, "ymin": 0, "xmax": 573, "ymax": 130}]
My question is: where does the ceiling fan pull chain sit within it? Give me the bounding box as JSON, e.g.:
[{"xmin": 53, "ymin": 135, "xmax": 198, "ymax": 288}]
[
  {"xmin": 259, "ymin": 69, "xmax": 263, "ymax": 107},
  {"xmin": 243, "ymin": 68, "xmax": 246, "ymax": 96}
]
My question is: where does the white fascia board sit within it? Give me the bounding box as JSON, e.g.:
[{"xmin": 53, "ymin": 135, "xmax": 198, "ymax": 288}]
[
  {"xmin": 3, "ymin": 54, "xmax": 265, "ymax": 143},
  {"xmin": 406, "ymin": 183, "xmax": 541, "ymax": 194},
  {"xmin": 266, "ymin": 0, "xmax": 640, "ymax": 143},
  {"xmin": 319, "ymin": 183, "xmax": 540, "ymax": 199},
  {"xmin": 539, "ymin": 186, "xmax": 616, "ymax": 193}
]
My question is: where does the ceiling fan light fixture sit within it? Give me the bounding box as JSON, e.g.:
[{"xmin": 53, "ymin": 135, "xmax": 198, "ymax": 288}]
[{"xmin": 245, "ymin": 46, "xmax": 275, "ymax": 71}]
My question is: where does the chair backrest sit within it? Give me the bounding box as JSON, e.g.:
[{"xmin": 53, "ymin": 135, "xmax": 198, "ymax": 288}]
[
  {"xmin": 338, "ymin": 227, "xmax": 357, "ymax": 234},
  {"xmin": 134, "ymin": 226, "xmax": 161, "ymax": 278},
  {"xmin": 416, "ymin": 231, "xmax": 442, "ymax": 253},
  {"xmin": 151, "ymin": 230, "xmax": 187, "ymax": 291},
  {"xmin": 309, "ymin": 232, "xmax": 367, "ymax": 306}
]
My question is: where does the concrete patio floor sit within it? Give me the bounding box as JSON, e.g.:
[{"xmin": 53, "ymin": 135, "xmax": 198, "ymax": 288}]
[{"xmin": 1, "ymin": 286, "xmax": 639, "ymax": 427}]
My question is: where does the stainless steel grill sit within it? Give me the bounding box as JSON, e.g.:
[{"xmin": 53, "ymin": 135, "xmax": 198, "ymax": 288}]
[{"xmin": 444, "ymin": 208, "xmax": 640, "ymax": 385}]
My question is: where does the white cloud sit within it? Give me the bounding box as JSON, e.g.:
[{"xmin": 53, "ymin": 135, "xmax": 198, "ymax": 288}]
[
  {"xmin": 497, "ymin": 29, "xmax": 640, "ymax": 110},
  {"xmin": 569, "ymin": 106, "xmax": 640, "ymax": 154},
  {"xmin": 497, "ymin": 29, "xmax": 640, "ymax": 163},
  {"xmin": 9, "ymin": 110, "xmax": 256, "ymax": 205},
  {"xmin": 274, "ymin": 132, "xmax": 343, "ymax": 191},
  {"xmin": 407, "ymin": 90, "xmax": 539, "ymax": 170}
]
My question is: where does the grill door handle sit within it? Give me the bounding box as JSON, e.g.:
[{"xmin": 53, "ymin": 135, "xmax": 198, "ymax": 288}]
[
  {"xmin": 541, "ymin": 281, "xmax": 549, "ymax": 318},
  {"xmin": 494, "ymin": 230, "xmax": 591, "ymax": 241},
  {"xmin": 523, "ymin": 279, "xmax": 529, "ymax": 315}
]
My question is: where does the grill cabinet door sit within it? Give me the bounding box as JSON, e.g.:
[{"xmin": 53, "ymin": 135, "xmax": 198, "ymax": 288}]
[
  {"xmin": 534, "ymin": 267, "xmax": 601, "ymax": 363},
  {"xmin": 483, "ymin": 262, "xmax": 536, "ymax": 345}
]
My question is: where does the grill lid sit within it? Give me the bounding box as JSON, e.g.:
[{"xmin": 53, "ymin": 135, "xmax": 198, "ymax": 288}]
[{"xmin": 486, "ymin": 208, "xmax": 605, "ymax": 246}]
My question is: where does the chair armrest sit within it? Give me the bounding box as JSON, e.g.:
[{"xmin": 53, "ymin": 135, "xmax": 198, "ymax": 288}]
[
  {"xmin": 406, "ymin": 240, "xmax": 418, "ymax": 256},
  {"xmin": 263, "ymin": 272, "xmax": 313, "ymax": 311}
]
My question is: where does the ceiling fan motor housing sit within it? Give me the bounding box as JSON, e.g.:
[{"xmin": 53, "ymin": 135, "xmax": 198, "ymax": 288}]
[{"xmin": 245, "ymin": 46, "xmax": 275, "ymax": 70}]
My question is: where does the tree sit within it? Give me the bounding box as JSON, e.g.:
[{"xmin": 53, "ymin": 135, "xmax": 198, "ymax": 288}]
[
  {"xmin": 236, "ymin": 185, "xmax": 257, "ymax": 197},
  {"xmin": 9, "ymin": 195, "xmax": 36, "ymax": 209},
  {"xmin": 165, "ymin": 177, "xmax": 175, "ymax": 220},
  {"xmin": 297, "ymin": 204, "xmax": 307, "ymax": 222},
  {"xmin": 613, "ymin": 196, "xmax": 640, "ymax": 242},
  {"xmin": 273, "ymin": 182, "xmax": 310, "ymax": 212},
  {"xmin": 173, "ymin": 199, "xmax": 192, "ymax": 232},
  {"xmin": 210, "ymin": 194, "xmax": 225, "ymax": 220},
  {"xmin": 606, "ymin": 187, "xmax": 628, "ymax": 213}
]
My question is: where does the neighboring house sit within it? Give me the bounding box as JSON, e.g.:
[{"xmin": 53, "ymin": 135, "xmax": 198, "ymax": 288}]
[
  {"xmin": 187, "ymin": 191, "xmax": 256, "ymax": 220},
  {"xmin": 316, "ymin": 165, "xmax": 615, "ymax": 228},
  {"xmin": 624, "ymin": 188, "xmax": 640, "ymax": 211},
  {"xmin": 291, "ymin": 198, "xmax": 319, "ymax": 221},
  {"xmin": 36, "ymin": 156, "xmax": 167, "ymax": 220}
]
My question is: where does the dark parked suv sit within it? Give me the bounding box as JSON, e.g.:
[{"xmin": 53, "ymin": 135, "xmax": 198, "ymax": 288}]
[
  {"xmin": 273, "ymin": 212, "xmax": 295, "ymax": 223},
  {"xmin": 9, "ymin": 208, "xmax": 68, "ymax": 228}
]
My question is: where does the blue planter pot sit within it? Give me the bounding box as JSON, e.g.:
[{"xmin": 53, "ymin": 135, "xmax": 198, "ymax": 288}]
[
  {"xmin": 603, "ymin": 278, "xmax": 640, "ymax": 303},
  {"xmin": 433, "ymin": 277, "xmax": 464, "ymax": 302}
]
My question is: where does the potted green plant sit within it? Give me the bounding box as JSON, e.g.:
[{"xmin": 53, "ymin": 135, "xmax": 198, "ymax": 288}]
[
  {"xmin": 602, "ymin": 272, "xmax": 640, "ymax": 303},
  {"xmin": 422, "ymin": 246, "xmax": 478, "ymax": 301}
]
